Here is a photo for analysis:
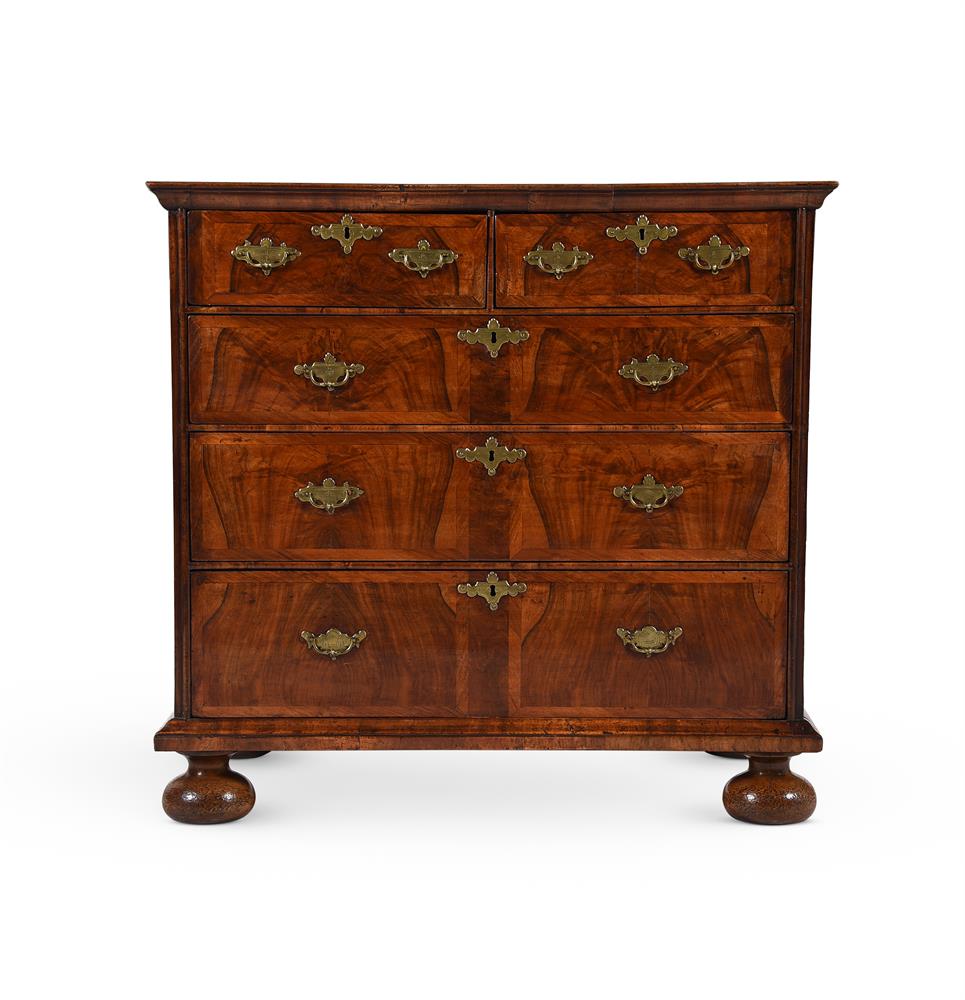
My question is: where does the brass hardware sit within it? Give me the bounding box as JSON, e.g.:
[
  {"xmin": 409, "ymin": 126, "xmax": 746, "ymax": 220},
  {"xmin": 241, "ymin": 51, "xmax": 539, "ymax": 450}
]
[
  {"xmin": 457, "ymin": 572, "xmax": 527, "ymax": 611},
  {"xmin": 387, "ymin": 239, "xmax": 457, "ymax": 277},
  {"xmin": 616, "ymin": 625, "xmax": 683, "ymax": 656},
  {"xmin": 523, "ymin": 242, "xmax": 593, "ymax": 279},
  {"xmin": 310, "ymin": 214, "xmax": 383, "ymax": 254},
  {"xmin": 613, "ymin": 475, "xmax": 684, "ymax": 512},
  {"xmin": 456, "ymin": 436, "xmax": 527, "ymax": 476},
  {"xmin": 605, "ymin": 214, "xmax": 678, "ymax": 255},
  {"xmin": 294, "ymin": 353, "xmax": 365, "ymax": 391},
  {"xmin": 457, "ymin": 318, "xmax": 530, "ymax": 359},
  {"xmin": 300, "ymin": 627, "xmax": 367, "ymax": 659},
  {"xmin": 618, "ymin": 354, "xmax": 689, "ymax": 391},
  {"xmin": 294, "ymin": 477, "xmax": 364, "ymax": 514},
  {"xmin": 230, "ymin": 237, "xmax": 301, "ymax": 275},
  {"xmin": 678, "ymin": 235, "xmax": 750, "ymax": 274}
]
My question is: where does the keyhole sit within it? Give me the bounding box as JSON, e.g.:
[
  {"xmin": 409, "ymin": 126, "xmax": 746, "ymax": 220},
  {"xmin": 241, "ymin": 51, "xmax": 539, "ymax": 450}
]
[
  {"xmin": 489, "ymin": 450, "xmax": 496, "ymax": 463},
  {"xmin": 489, "ymin": 585, "xmax": 497, "ymax": 597},
  {"xmin": 491, "ymin": 331, "xmax": 498, "ymax": 344},
  {"xmin": 343, "ymin": 226, "xmax": 351, "ymax": 240}
]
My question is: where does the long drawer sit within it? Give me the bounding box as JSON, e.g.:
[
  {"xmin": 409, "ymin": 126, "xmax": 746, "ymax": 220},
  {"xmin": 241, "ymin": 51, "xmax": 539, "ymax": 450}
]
[
  {"xmin": 495, "ymin": 212, "xmax": 794, "ymax": 307},
  {"xmin": 187, "ymin": 211, "xmax": 488, "ymax": 307},
  {"xmin": 188, "ymin": 313, "xmax": 793, "ymax": 426},
  {"xmin": 190, "ymin": 431, "xmax": 789, "ymax": 561},
  {"xmin": 191, "ymin": 570, "xmax": 787, "ymax": 719}
]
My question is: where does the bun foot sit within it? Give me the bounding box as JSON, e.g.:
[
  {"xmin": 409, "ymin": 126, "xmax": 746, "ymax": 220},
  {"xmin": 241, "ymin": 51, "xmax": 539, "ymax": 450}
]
[
  {"xmin": 723, "ymin": 754, "xmax": 816, "ymax": 825},
  {"xmin": 162, "ymin": 754, "xmax": 255, "ymax": 824},
  {"xmin": 232, "ymin": 751, "xmax": 270, "ymax": 759}
]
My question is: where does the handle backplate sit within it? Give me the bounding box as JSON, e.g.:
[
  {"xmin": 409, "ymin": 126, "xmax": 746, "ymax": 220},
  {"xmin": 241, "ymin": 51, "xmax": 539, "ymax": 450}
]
[
  {"xmin": 294, "ymin": 477, "xmax": 364, "ymax": 513},
  {"xmin": 294, "ymin": 353, "xmax": 365, "ymax": 390},
  {"xmin": 388, "ymin": 239, "xmax": 457, "ymax": 277},
  {"xmin": 231, "ymin": 237, "xmax": 301, "ymax": 275},
  {"xmin": 618, "ymin": 354, "xmax": 689, "ymax": 391},
  {"xmin": 300, "ymin": 627, "xmax": 367, "ymax": 659},
  {"xmin": 678, "ymin": 235, "xmax": 750, "ymax": 274},
  {"xmin": 616, "ymin": 625, "xmax": 683, "ymax": 656},
  {"xmin": 523, "ymin": 242, "xmax": 593, "ymax": 279},
  {"xmin": 613, "ymin": 474, "xmax": 684, "ymax": 512}
]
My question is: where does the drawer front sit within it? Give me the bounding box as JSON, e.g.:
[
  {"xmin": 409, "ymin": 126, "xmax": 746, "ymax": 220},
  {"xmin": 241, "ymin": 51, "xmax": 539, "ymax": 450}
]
[
  {"xmin": 191, "ymin": 572, "xmax": 470, "ymax": 717},
  {"xmin": 190, "ymin": 569, "xmax": 786, "ymax": 719},
  {"xmin": 190, "ymin": 431, "xmax": 788, "ymax": 562},
  {"xmin": 187, "ymin": 212, "xmax": 488, "ymax": 307},
  {"xmin": 514, "ymin": 571, "xmax": 787, "ymax": 718},
  {"xmin": 495, "ymin": 212, "xmax": 793, "ymax": 307},
  {"xmin": 188, "ymin": 315, "xmax": 471, "ymax": 425},
  {"xmin": 507, "ymin": 314, "xmax": 793, "ymax": 425}
]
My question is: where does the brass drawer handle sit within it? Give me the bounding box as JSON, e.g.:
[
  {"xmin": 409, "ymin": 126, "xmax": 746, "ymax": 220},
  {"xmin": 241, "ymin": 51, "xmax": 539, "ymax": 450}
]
[
  {"xmin": 523, "ymin": 242, "xmax": 593, "ymax": 279},
  {"xmin": 294, "ymin": 477, "xmax": 364, "ymax": 513},
  {"xmin": 617, "ymin": 625, "xmax": 683, "ymax": 656},
  {"xmin": 605, "ymin": 214, "xmax": 677, "ymax": 255},
  {"xmin": 618, "ymin": 354, "xmax": 688, "ymax": 391},
  {"xmin": 457, "ymin": 318, "xmax": 530, "ymax": 358},
  {"xmin": 310, "ymin": 214, "xmax": 383, "ymax": 254},
  {"xmin": 294, "ymin": 353, "xmax": 365, "ymax": 391},
  {"xmin": 230, "ymin": 237, "xmax": 301, "ymax": 275},
  {"xmin": 300, "ymin": 627, "xmax": 367, "ymax": 659},
  {"xmin": 457, "ymin": 571, "xmax": 527, "ymax": 611},
  {"xmin": 678, "ymin": 235, "xmax": 750, "ymax": 274},
  {"xmin": 388, "ymin": 239, "xmax": 457, "ymax": 277},
  {"xmin": 613, "ymin": 474, "xmax": 683, "ymax": 512},
  {"xmin": 456, "ymin": 436, "xmax": 527, "ymax": 476}
]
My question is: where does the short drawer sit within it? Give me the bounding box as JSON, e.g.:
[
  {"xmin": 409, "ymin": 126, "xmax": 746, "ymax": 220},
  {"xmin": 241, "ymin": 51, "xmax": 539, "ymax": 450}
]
[
  {"xmin": 187, "ymin": 211, "xmax": 487, "ymax": 307},
  {"xmin": 188, "ymin": 315, "xmax": 471, "ymax": 424},
  {"xmin": 190, "ymin": 569, "xmax": 787, "ymax": 719},
  {"xmin": 507, "ymin": 314, "xmax": 793, "ymax": 425},
  {"xmin": 495, "ymin": 212, "xmax": 794, "ymax": 307},
  {"xmin": 190, "ymin": 431, "xmax": 789, "ymax": 562}
]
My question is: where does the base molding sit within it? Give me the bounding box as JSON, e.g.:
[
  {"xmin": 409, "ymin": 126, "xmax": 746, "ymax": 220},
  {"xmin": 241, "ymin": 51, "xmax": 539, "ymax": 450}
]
[{"xmin": 155, "ymin": 715, "xmax": 822, "ymax": 754}]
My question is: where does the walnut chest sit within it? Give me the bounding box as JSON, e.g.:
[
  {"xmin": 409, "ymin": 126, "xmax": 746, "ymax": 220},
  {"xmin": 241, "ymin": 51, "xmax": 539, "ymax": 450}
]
[{"xmin": 150, "ymin": 182, "xmax": 836, "ymax": 824}]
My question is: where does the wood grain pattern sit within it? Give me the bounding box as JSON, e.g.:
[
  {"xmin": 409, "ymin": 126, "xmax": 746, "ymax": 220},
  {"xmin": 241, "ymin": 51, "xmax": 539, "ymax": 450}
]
[
  {"xmin": 187, "ymin": 212, "xmax": 487, "ymax": 307},
  {"xmin": 188, "ymin": 315, "xmax": 471, "ymax": 424},
  {"xmin": 509, "ymin": 314, "xmax": 793, "ymax": 425},
  {"xmin": 191, "ymin": 573, "xmax": 470, "ymax": 717},
  {"xmin": 190, "ymin": 431, "xmax": 788, "ymax": 562},
  {"xmin": 495, "ymin": 212, "xmax": 794, "ymax": 307},
  {"xmin": 513, "ymin": 571, "xmax": 787, "ymax": 718}
]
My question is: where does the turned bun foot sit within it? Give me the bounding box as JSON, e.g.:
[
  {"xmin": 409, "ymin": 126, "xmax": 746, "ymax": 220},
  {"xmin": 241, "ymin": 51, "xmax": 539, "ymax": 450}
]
[
  {"xmin": 723, "ymin": 754, "xmax": 816, "ymax": 825},
  {"xmin": 231, "ymin": 751, "xmax": 270, "ymax": 759},
  {"xmin": 162, "ymin": 754, "xmax": 255, "ymax": 824}
]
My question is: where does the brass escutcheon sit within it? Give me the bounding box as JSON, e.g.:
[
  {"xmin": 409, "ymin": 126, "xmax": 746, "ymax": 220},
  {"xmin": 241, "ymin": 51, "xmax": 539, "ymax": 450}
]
[
  {"xmin": 230, "ymin": 237, "xmax": 301, "ymax": 275},
  {"xmin": 613, "ymin": 474, "xmax": 684, "ymax": 512},
  {"xmin": 456, "ymin": 318, "xmax": 530, "ymax": 358},
  {"xmin": 616, "ymin": 625, "xmax": 683, "ymax": 656},
  {"xmin": 523, "ymin": 242, "xmax": 593, "ymax": 279},
  {"xmin": 456, "ymin": 436, "xmax": 527, "ymax": 476},
  {"xmin": 300, "ymin": 627, "xmax": 367, "ymax": 659},
  {"xmin": 294, "ymin": 353, "xmax": 365, "ymax": 391},
  {"xmin": 678, "ymin": 235, "xmax": 750, "ymax": 274},
  {"xmin": 310, "ymin": 214, "xmax": 383, "ymax": 254},
  {"xmin": 618, "ymin": 354, "xmax": 689, "ymax": 391},
  {"xmin": 388, "ymin": 239, "xmax": 457, "ymax": 277},
  {"xmin": 457, "ymin": 572, "xmax": 527, "ymax": 611},
  {"xmin": 294, "ymin": 477, "xmax": 364, "ymax": 514},
  {"xmin": 605, "ymin": 214, "xmax": 678, "ymax": 255}
]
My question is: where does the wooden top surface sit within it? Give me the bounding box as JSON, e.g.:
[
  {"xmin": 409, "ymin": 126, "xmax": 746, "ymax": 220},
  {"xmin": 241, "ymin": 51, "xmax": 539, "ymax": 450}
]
[{"xmin": 148, "ymin": 181, "xmax": 838, "ymax": 212}]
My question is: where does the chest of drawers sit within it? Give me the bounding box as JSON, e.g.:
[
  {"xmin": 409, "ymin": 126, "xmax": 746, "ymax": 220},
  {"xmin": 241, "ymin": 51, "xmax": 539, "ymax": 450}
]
[{"xmin": 151, "ymin": 182, "xmax": 835, "ymax": 825}]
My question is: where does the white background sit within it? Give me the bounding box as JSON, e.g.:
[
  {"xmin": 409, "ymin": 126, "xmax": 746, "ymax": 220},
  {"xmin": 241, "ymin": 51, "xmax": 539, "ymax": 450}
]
[{"xmin": 3, "ymin": 1, "xmax": 963, "ymax": 997}]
